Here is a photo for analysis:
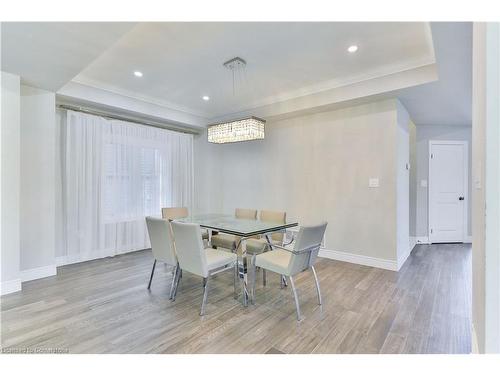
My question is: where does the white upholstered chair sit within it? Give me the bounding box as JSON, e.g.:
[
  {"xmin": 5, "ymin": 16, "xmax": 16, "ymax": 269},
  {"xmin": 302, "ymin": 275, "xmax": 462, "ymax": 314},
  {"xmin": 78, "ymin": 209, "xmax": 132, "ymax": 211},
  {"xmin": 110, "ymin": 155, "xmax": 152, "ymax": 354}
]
[
  {"xmin": 253, "ymin": 222, "xmax": 327, "ymax": 321},
  {"xmin": 245, "ymin": 210, "xmax": 287, "ymax": 288},
  {"xmin": 145, "ymin": 216, "xmax": 179, "ymax": 299},
  {"xmin": 245, "ymin": 210, "xmax": 286, "ymax": 253},
  {"xmin": 171, "ymin": 221, "xmax": 238, "ymax": 316},
  {"xmin": 210, "ymin": 208, "xmax": 257, "ymax": 251},
  {"xmin": 162, "ymin": 207, "xmax": 209, "ymax": 241}
]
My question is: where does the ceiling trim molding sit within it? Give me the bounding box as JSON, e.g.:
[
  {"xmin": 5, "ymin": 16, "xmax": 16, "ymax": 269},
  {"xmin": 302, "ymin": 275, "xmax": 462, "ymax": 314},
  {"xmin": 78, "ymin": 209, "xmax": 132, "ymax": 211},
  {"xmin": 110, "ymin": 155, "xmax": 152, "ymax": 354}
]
[
  {"xmin": 57, "ymin": 81, "xmax": 209, "ymax": 128},
  {"xmin": 70, "ymin": 76, "xmax": 211, "ymax": 118},
  {"xmin": 210, "ymin": 63, "xmax": 439, "ymax": 123}
]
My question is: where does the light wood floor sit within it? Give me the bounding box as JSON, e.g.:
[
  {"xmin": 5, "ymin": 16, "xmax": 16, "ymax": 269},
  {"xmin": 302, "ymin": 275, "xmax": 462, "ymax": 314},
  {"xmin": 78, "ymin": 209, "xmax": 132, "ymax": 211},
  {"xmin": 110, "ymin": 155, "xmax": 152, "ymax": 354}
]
[{"xmin": 0, "ymin": 243, "xmax": 471, "ymax": 354}]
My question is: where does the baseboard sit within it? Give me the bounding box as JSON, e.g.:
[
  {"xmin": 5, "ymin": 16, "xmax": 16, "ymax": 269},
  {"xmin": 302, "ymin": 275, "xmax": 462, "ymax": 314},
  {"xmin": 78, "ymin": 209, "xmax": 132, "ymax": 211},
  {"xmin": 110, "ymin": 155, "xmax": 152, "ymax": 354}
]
[
  {"xmin": 0, "ymin": 278, "xmax": 22, "ymax": 296},
  {"xmin": 409, "ymin": 236, "xmax": 417, "ymax": 251},
  {"xmin": 319, "ymin": 249, "xmax": 398, "ymax": 271},
  {"xmin": 21, "ymin": 264, "xmax": 57, "ymax": 282},
  {"xmin": 55, "ymin": 247, "xmax": 146, "ymax": 267},
  {"xmin": 397, "ymin": 241, "xmax": 415, "ymax": 271},
  {"xmin": 56, "ymin": 249, "xmax": 116, "ymax": 266},
  {"xmin": 415, "ymin": 236, "xmax": 430, "ymax": 245}
]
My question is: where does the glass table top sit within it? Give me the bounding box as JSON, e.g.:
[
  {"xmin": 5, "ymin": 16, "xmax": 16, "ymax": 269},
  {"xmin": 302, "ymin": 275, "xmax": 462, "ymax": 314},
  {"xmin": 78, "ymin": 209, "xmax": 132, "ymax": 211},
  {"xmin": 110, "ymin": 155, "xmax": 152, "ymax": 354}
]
[{"xmin": 175, "ymin": 213, "xmax": 298, "ymax": 237}]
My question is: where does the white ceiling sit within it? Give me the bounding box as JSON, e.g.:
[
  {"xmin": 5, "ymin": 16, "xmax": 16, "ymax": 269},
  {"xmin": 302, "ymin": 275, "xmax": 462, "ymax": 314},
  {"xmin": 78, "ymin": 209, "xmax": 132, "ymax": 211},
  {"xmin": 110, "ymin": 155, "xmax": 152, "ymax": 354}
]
[
  {"xmin": 72, "ymin": 22, "xmax": 435, "ymax": 119},
  {"xmin": 1, "ymin": 22, "xmax": 136, "ymax": 90},
  {"xmin": 1, "ymin": 22, "xmax": 471, "ymax": 127}
]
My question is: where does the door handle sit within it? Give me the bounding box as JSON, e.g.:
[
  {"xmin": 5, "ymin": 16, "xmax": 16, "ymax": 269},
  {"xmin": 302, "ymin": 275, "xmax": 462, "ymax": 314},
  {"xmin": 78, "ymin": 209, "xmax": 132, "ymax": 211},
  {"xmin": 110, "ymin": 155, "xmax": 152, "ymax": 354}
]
[{"xmin": 459, "ymin": 196, "xmax": 465, "ymax": 201}]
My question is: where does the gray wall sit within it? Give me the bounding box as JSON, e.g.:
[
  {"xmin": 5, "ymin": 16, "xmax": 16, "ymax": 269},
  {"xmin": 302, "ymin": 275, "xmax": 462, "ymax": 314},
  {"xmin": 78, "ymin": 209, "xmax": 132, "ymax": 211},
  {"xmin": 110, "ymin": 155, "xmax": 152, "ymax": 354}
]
[
  {"xmin": 415, "ymin": 125, "xmax": 472, "ymax": 238},
  {"xmin": 194, "ymin": 99, "xmax": 404, "ymax": 263}
]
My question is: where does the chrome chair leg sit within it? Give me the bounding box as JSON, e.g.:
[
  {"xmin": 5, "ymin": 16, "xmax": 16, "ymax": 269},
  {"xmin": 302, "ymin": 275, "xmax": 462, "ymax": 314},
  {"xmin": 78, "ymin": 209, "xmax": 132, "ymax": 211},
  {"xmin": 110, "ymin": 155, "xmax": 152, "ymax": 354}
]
[
  {"xmin": 200, "ymin": 276, "xmax": 210, "ymax": 316},
  {"xmin": 147, "ymin": 260, "xmax": 157, "ymax": 290},
  {"xmin": 289, "ymin": 276, "xmax": 302, "ymax": 321},
  {"xmin": 262, "ymin": 269, "xmax": 267, "ymax": 286},
  {"xmin": 311, "ymin": 266, "xmax": 322, "ymax": 305},
  {"xmin": 280, "ymin": 275, "xmax": 288, "ymax": 289},
  {"xmin": 169, "ymin": 264, "xmax": 179, "ymax": 299},
  {"xmin": 171, "ymin": 269, "xmax": 182, "ymax": 301}
]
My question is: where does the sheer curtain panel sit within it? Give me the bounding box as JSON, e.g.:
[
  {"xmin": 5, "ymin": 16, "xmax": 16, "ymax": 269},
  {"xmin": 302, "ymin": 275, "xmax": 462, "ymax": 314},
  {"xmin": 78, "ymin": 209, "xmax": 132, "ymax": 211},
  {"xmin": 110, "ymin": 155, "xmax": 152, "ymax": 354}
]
[{"xmin": 61, "ymin": 110, "xmax": 193, "ymax": 264}]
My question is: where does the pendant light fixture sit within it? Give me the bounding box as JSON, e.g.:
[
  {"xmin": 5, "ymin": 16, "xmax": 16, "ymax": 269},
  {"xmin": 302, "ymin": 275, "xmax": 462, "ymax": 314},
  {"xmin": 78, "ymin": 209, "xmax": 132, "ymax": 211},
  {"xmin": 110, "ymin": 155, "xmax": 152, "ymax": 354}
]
[{"xmin": 207, "ymin": 57, "xmax": 266, "ymax": 144}]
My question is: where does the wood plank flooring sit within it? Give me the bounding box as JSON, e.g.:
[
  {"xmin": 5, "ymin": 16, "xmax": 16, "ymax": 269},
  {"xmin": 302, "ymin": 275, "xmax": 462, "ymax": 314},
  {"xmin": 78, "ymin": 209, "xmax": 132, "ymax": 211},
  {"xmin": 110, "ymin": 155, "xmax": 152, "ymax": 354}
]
[{"xmin": 0, "ymin": 243, "xmax": 471, "ymax": 354}]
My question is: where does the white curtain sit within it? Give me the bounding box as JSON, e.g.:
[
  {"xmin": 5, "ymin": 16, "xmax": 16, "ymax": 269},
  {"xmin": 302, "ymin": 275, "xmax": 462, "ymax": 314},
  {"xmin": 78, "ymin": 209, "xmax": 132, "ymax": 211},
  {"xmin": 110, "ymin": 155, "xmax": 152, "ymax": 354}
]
[{"xmin": 61, "ymin": 110, "xmax": 193, "ymax": 264}]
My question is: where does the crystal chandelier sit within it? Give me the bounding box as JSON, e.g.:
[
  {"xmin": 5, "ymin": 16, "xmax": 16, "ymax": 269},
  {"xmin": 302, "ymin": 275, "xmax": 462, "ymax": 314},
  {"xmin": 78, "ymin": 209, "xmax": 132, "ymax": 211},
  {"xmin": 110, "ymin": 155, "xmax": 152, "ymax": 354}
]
[
  {"xmin": 207, "ymin": 57, "xmax": 265, "ymax": 144},
  {"xmin": 208, "ymin": 117, "xmax": 265, "ymax": 144}
]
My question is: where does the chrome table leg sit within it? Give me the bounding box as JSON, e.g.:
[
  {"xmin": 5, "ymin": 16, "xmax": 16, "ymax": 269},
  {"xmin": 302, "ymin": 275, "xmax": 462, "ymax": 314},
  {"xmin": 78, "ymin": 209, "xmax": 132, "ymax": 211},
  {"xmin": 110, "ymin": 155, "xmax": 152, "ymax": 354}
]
[
  {"xmin": 233, "ymin": 262, "xmax": 238, "ymax": 299},
  {"xmin": 251, "ymin": 254, "xmax": 257, "ymax": 304},
  {"xmin": 238, "ymin": 238, "xmax": 249, "ymax": 307}
]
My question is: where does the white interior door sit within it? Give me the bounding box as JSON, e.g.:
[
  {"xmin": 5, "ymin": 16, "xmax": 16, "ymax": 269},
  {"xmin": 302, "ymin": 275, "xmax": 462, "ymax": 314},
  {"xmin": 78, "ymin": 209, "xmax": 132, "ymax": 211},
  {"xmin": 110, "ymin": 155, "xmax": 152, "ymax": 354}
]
[{"xmin": 429, "ymin": 141, "xmax": 468, "ymax": 243}]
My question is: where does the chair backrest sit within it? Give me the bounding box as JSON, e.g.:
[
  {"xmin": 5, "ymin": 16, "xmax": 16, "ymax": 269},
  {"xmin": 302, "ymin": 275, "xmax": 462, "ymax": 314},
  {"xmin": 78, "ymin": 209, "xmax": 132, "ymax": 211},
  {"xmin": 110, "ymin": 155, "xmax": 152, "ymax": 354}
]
[
  {"xmin": 235, "ymin": 208, "xmax": 257, "ymax": 220},
  {"xmin": 171, "ymin": 221, "xmax": 208, "ymax": 278},
  {"xmin": 287, "ymin": 222, "xmax": 328, "ymax": 275},
  {"xmin": 162, "ymin": 207, "xmax": 189, "ymax": 220},
  {"xmin": 260, "ymin": 210, "xmax": 286, "ymax": 243},
  {"xmin": 145, "ymin": 217, "xmax": 177, "ymax": 266}
]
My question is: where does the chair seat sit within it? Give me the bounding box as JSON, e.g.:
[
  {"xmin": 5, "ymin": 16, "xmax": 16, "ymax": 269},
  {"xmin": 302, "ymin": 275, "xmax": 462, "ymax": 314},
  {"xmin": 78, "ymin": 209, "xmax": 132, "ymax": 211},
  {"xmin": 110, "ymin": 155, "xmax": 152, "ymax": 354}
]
[
  {"xmin": 254, "ymin": 249, "xmax": 292, "ymax": 276},
  {"xmin": 211, "ymin": 233, "xmax": 239, "ymax": 250},
  {"xmin": 205, "ymin": 248, "xmax": 237, "ymax": 271},
  {"xmin": 244, "ymin": 238, "xmax": 268, "ymax": 254}
]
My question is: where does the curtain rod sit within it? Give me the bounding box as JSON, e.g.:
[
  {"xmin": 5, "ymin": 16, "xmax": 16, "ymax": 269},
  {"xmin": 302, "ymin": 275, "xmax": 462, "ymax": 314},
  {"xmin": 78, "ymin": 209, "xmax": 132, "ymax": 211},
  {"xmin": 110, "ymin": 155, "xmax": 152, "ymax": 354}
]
[{"xmin": 57, "ymin": 104, "xmax": 200, "ymax": 135}]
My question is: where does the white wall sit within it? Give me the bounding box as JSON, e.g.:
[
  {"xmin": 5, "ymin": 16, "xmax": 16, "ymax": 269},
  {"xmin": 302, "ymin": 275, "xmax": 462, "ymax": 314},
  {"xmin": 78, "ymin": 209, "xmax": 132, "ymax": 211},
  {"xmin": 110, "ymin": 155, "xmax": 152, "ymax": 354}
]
[
  {"xmin": 396, "ymin": 101, "xmax": 410, "ymax": 268},
  {"xmin": 19, "ymin": 85, "xmax": 57, "ymax": 280},
  {"xmin": 472, "ymin": 22, "xmax": 487, "ymax": 354},
  {"xmin": 195, "ymin": 99, "xmax": 409, "ymax": 270},
  {"xmin": 472, "ymin": 21, "xmax": 500, "ymax": 354},
  {"xmin": 193, "ymin": 129, "xmax": 223, "ymax": 214},
  {"xmin": 484, "ymin": 21, "xmax": 500, "ymax": 353},
  {"xmin": 409, "ymin": 121, "xmax": 417, "ymax": 238},
  {"xmin": 415, "ymin": 125, "xmax": 472, "ymax": 239},
  {"xmin": 1, "ymin": 71, "xmax": 21, "ymax": 295}
]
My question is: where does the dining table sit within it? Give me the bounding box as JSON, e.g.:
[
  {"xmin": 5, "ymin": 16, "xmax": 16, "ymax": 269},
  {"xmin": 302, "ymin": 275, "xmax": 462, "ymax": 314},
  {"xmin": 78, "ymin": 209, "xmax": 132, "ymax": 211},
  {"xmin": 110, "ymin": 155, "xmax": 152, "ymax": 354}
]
[{"xmin": 176, "ymin": 213, "xmax": 298, "ymax": 306}]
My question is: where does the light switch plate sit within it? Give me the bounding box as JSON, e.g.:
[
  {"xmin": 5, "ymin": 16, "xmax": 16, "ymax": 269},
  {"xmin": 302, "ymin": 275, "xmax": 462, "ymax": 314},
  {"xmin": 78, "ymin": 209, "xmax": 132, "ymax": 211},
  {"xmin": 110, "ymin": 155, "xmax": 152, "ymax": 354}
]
[
  {"xmin": 420, "ymin": 179, "xmax": 428, "ymax": 187},
  {"xmin": 369, "ymin": 178, "xmax": 379, "ymax": 188}
]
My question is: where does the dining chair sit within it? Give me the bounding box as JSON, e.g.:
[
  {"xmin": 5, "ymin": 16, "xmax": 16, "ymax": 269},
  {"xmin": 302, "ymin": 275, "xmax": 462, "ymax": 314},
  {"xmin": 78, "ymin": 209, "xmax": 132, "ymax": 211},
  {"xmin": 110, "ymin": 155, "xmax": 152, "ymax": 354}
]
[
  {"xmin": 162, "ymin": 206, "xmax": 209, "ymax": 241},
  {"xmin": 145, "ymin": 216, "xmax": 180, "ymax": 299},
  {"xmin": 245, "ymin": 210, "xmax": 286, "ymax": 253},
  {"xmin": 210, "ymin": 208, "xmax": 257, "ymax": 251},
  {"xmin": 253, "ymin": 222, "xmax": 327, "ymax": 321},
  {"xmin": 171, "ymin": 221, "xmax": 238, "ymax": 316},
  {"xmin": 245, "ymin": 210, "xmax": 287, "ymax": 288}
]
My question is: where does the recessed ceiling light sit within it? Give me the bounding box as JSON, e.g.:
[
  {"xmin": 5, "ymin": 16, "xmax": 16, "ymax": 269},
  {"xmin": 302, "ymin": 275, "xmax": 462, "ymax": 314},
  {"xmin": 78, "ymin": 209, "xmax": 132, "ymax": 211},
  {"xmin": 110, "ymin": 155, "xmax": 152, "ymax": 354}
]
[
  {"xmin": 134, "ymin": 71, "xmax": 143, "ymax": 77},
  {"xmin": 347, "ymin": 45, "xmax": 358, "ymax": 53},
  {"xmin": 202, "ymin": 95, "xmax": 210, "ymax": 101}
]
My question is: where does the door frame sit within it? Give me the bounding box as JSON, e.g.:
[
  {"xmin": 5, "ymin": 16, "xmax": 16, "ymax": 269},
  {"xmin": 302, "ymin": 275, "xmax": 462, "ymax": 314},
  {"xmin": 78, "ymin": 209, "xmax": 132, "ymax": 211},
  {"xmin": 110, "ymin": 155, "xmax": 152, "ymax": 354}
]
[{"xmin": 428, "ymin": 140, "xmax": 469, "ymax": 243}]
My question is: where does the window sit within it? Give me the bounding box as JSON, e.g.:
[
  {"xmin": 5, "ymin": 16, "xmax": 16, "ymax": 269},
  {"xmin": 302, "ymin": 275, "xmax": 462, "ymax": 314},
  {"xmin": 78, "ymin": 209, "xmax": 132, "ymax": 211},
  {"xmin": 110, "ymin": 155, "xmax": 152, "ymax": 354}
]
[{"xmin": 102, "ymin": 143, "xmax": 163, "ymax": 223}]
